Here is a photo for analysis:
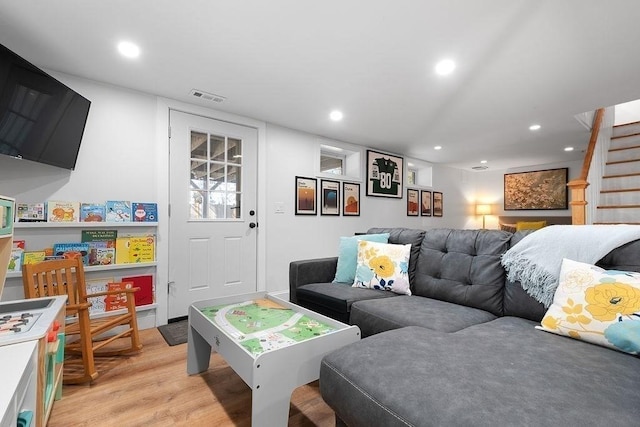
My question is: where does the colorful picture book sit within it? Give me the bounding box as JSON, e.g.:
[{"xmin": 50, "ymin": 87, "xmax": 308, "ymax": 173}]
[
  {"xmin": 80, "ymin": 203, "xmax": 106, "ymax": 222},
  {"xmin": 115, "ymin": 235, "xmax": 156, "ymax": 264},
  {"xmin": 121, "ymin": 274, "xmax": 154, "ymax": 306},
  {"xmin": 22, "ymin": 250, "xmax": 46, "ymax": 265},
  {"xmin": 52, "ymin": 242, "xmax": 90, "ymax": 265},
  {"xmin": 7, "ymin": 248, "xmax": 23, "ymax": 272},
  {"xmin": 106, "ymin": 201, "xmax": 132, "ymax": 222},
  {"xmin": 47, "ymin": 201, "xmax": 80, "ymax": 222},
  {"xmin": 15, "ymin": 203, "xmax": 46, "ymax": 222},
  {"xmin": 132, "ymin": 202, "xmax": 158, "ymax": 222},
  {"xmin": 105, "ymin": 282, "xmax": 135, "ymax": 311},
  {"xmin": 86, "ymin": 277, "xmax": 112, "ymax": 315}
]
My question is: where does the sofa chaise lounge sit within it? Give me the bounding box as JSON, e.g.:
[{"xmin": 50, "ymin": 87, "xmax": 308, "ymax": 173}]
[{"xmin": 289, "ymin": 227, "xmax": 640, "ymax": 426}]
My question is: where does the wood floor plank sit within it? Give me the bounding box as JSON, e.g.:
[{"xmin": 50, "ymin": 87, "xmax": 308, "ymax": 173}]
[{"xmin": 48, "ymin": 328, "xmax": 335, "ymax": 426}]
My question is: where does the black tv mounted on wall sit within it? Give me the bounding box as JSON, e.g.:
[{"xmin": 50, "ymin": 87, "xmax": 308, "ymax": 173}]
[{"xmin": 0, "ymin": 43, "xmax": 91, "ymax": 170}]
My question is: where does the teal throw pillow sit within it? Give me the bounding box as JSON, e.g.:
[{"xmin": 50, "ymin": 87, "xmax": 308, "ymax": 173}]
[{"xmin": 333, "ymin": 233, "xmax": 390, "ymax": 284}]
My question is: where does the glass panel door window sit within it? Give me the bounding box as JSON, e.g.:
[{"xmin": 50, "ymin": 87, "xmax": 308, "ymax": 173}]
[{"xmin": 190, "ymin": 131, "xmax": 242, "ymax": 220}]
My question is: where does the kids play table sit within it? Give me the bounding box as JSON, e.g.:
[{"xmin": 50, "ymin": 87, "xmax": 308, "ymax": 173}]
[{"xmin": 186, "ymin": 291, "xmax": 360, "ymax": 427}]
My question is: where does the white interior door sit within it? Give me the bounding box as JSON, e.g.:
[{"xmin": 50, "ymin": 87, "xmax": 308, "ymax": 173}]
[{"xmin": 168, "ymin": 110, "xmax": 258, "ymax": 319}]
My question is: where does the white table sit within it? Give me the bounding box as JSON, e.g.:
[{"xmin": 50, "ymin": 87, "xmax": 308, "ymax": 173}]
[{"xmin": 187, "ymin": 291, "xmax": 360, "ymax": 427}]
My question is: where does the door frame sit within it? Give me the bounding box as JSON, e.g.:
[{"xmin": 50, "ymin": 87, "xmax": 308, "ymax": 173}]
[{"xmin": 155, "ymin": 97, "xmax": 267, "ymax": 326}]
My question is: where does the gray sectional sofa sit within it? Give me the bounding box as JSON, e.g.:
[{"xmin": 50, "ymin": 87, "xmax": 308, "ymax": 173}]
[{"xmin": 289, "ymin": 227, "xmax": 640, "ymax": 426}]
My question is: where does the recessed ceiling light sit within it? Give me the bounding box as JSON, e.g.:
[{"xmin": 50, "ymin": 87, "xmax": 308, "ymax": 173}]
[
  {"xmin": 480, "ymin": 160, "xmax": 488, "ymax": 164},
  {"xmin": 435, "ymin": 59, "xmax": 456, "ymax": 76},
  {"xmin": 529, "ymin": 124, "xmax": 541, "ymax": 131},
  {"xmin": 434, "ymin": 146, "xmax": 442, "ymax": 150},
  {"xmin": 329, "ymin": 110, "xmax": 343, "ymax": 121},
  {"xmin": 118, "ymin": 41, "xmax": 140, "ymax": 58},
  {"xmin": 564, "ymin": 147, "xmax": 574, "ymax": 152}
]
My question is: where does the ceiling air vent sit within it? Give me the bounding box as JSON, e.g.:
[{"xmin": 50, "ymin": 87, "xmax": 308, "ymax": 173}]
[
  {"xmin": 189, "ymin": 89, "xmax": 226, "ymax": 103},
  {"xmin": 471, "ymin": 165, "xmax": 488, "ymax": 170}
]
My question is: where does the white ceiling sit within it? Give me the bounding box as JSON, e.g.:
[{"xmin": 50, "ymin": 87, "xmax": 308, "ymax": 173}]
[{"xmin": 2, "ymin": 1, "xmax": 640, "ymax": 171}]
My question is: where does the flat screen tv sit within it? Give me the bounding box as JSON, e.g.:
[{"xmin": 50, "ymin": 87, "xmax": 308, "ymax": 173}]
[{"xmin": 0, "ymin": 43, "xmax": 91, "ymax": 170}]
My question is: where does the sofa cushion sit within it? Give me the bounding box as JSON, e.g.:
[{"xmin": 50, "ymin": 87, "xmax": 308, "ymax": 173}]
[
  {"xmin": 538, "ymin": 258, "xmax": 640, "ymax": 355},
  {"xmin": 349, "ymin": 295, "xmax": 496, "ymax": 337},
  {"xmin": 366, "ymin": 227, "xmax": 426, "ymax": 285},
  {"xmin": 320, "ymin": 319, "xmax": 640, "ymax": 427},
  {"xmin": 413, "ymin": 228, "xmax": 511, "ymax": 316},
  {"xmin": 353, "ymin": 241, "xmax": 412, "ymax": 295},
  {"xmin": 296, "ymin": 282, "xmax": 399, "ymax": 323},
  {"xmin": 333, "ymin": 233, "xmax": 390, "ymax": 284}
]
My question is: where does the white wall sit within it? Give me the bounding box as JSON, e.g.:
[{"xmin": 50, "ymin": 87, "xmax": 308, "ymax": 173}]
[
  {"xmin": 263, "ymin": 124, "xmax": 475, "ymax": 290},
  {"xmin": 0, "ymin": 71, "xmax": 582, "ymax": 323}
]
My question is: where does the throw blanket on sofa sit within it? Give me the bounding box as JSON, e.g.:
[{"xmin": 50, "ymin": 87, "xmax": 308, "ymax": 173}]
[{"xmin": 501, "ymin": 225, "xmax": 640, "ymax": 308}]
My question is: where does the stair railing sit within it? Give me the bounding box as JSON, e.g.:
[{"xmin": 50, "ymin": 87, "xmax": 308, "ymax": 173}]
[{"xmin": 567, "ymin": 108, "xmax": 605, "ymax": 225}]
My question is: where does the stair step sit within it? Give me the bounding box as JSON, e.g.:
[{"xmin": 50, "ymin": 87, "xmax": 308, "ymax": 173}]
[
  {"xmin": 599, "ymin": 191, "xmax": 640, "ymax": 206},
  {"xmin": 601, "ymin": 174, "xmax": 640, "ymax": 191},
  {"xmin": 593, "ymin": 222, "xmax": 640, "ymax": 225},
  {"xmin": 600, "ymin": 187, "xmax": 640, "ymax": 193},
  {"xmin": 604, "ymin": 160, "xmax": 640, "ymax": 176},
  {"xmin": 595, "ymin": 205, "xmax": 640, "ymax": 223},
  {"xmin": 610, "ymin": 133, "xmax": 640, "ymax": 150},
  {"xmin": 597, "ymin": 204, "xmax": 640, "ymax": 209},
  {"xmin": 608, "ymin": 146, "xmax": 640, "ymax": 163},
  {"xmin": 612, "ymin": 121, "xmax": 640, "ymax": 137}
]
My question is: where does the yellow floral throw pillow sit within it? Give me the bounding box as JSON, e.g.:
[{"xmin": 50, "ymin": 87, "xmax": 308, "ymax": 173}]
[
  {"xmin": 537, "ymin": 258, "xmax": 640, "ymax": 355},
  {"xmin": 353, "ymin": 240, "xmax": 411, "ymax": 295}
]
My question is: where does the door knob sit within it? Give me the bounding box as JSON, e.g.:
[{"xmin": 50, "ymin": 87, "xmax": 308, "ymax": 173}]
[{"xmin": 249, "ymin": 222, "xmax": 257, "ymax": 229}]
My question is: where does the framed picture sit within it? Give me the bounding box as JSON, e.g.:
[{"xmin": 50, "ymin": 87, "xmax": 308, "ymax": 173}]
[
  {"xmin": 504, "ymin": 167, "xmax": 568, "ymax": 210},
  {"xmin": 295, "ymin": 176, "xmax": 317, "ymax": 215},
  {"xmin": 342, "ymin": 182, "xmax": 360, "ymax": 216},
  {"xmin": 366, "ymin": 149, "xmax": 404, "ymax": 198},
  {"xmin": 433, "ymin": 192, "xmax": 443, "ymax": 217},
  {"xmin": 407, "ymin": 189, "xmax": 419, "ymax": 216},
  {"xmin": 421, "ymin": 190, "xmax": 432, "ymax": 216},
  {"xmin": 321, "ymin": 179, "xmax": 340, "ymax": 216}
]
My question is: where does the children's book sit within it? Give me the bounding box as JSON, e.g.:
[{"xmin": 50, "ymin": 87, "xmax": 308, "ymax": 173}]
[
  {"xmin": 12, "ymin": 240, "xmax": 26, "ymax": 250},
  {"xmin": 132, "ymin": 202, "xmax": 158, "ymax": 222},
  {"xmin": 80, "ymin": 203, "xmax": 106, "ymax": 222},
  {"xmin": 105, "ymin": 201, "xmax": 131, "ymax": 222},
  {"xmin": 22, "ymin": 250, "xmax": 46, "ymax": 265},
  {"xmin": 115, "ymin": 234, "xmax": 156, "ymax": 264},
  {"xmin": 15, "ymin": 203, "xmax": 46, "ymax": 222},
  {"xmin": 105, "ymin": 282, "xmax": 135, "ymax": 311},
  {"xmin": 7, "ymin": 248, "xmax": 23, "ymax": 272},
  {"xmin": 47, "ymin": 201, "xmax": 80, "ymax": 222},
  {"xmin": 86, "ymin": 278, "xmax": 113, "ymax": 315},
  {"xmin": 52, "ymin": 242, "xmax": 90, "ymax": 265},
  {"xmin": 81, "ymin": 230, "xmax": 117, "ymax": 247},
  {"xmin": 81, "ymin": 230, "xmax": 117, "ymax": 266},
  {"xmin": 121, "ymin": 274, "xmax": 154, "ymax": 306}
]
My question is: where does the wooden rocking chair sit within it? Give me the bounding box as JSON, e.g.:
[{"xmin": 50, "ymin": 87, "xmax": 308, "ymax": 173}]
[{"xmin": 22, "ymin": 258, "xmax": 142, "ymax": 384}]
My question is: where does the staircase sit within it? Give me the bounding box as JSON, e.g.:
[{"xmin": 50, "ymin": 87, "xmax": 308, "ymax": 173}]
[{"xmin": 596, "ymin": 120, "xmax": 640, "ymax": 224}]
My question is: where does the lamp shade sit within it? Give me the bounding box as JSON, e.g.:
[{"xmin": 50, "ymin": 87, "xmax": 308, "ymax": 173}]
[{"xmin": 475, "ymin": 204, "xmax": 491, "ymax": 215}]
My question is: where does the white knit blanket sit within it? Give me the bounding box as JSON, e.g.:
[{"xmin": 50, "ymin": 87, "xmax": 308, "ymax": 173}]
[{"xmin": 501, "ymin": 225, "xmax": 640, "ymax": 308}]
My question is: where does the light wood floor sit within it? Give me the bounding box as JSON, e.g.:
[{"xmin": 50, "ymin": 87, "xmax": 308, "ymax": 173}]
[{"xmin": 48, "ymin": 328, "xmax": 335, "ymax": 427}]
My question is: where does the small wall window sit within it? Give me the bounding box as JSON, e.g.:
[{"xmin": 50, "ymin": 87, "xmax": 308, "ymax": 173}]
[
  {"xmin": 406, "ymin": 158, "xmax": 433, "ymax": 188},
  {"xmin": 320, "ymin": 151, "xmax": 345, "ymax": 175},
  {"xmin": 407, "ymin": 168, "xmax": 417, "ymax": 185},
  {"xmin": 316, "ymin": 139, "xmax": 363, "ymax": 182}
]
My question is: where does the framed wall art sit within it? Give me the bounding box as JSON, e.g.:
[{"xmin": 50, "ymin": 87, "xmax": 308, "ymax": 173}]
[
  {"xmin": 342, "ymin": 182, "xmax": 360, "ymax": 216},
  {"xmin": 366, "ymin": 149, "xmax": 404, "ymax": 198},
  {"xmin": 295, "ymin": 176, "xmax": 317, "ymax": 215},
  {"xmin": 433, "ymin": 192, "xmax": 443, "ymax": 217},
  {"xmin": 421, "ymin": 190, "xmax": 432, "ymax": 216},
  {"xmin": 504, "ymin": 167, "xmax": 568, "ymax": 210},
  {"xmin": 320, "ymin": 179, "xmax": 340, "ymax": 216},
  {"xmin": 407, "ymin": 189, "xmax": 419, "ymax": 216}
]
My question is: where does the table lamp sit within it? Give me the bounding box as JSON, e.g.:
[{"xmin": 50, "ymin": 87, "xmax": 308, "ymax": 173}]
[{"xmin": 476, "ymin": 204, "xmax": 491, "ymax": 229}]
